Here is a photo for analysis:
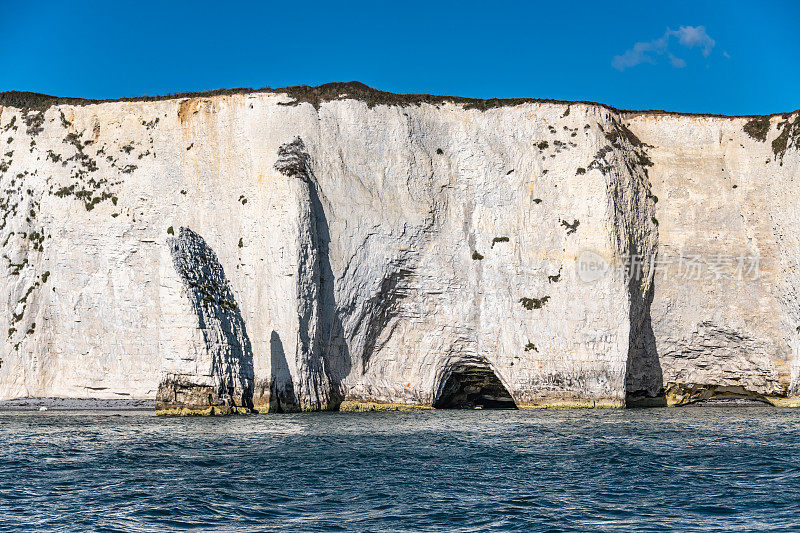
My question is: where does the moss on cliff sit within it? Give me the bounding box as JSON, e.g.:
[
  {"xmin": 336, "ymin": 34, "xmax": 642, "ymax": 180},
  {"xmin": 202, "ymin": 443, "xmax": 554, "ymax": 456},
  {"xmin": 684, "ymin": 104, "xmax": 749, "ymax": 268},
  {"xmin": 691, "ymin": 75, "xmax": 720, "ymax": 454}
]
[
  {"xmin": 743, "ymin": 117, "xmax": 770, "ymax": 142},
  {"xmin": 3, "ymin": 82, "xmax": 794, "ymax": 118},
  {"xmin": 520, "ymin": 296, "xmax": 550, "ymax": 310},
  {"xmin": 772, "ymin": 114, "xmax": 800, "ymax": 162},
  {"xmin": 491, "ymin": 236, "xmax": 509, "ymax": 248}
]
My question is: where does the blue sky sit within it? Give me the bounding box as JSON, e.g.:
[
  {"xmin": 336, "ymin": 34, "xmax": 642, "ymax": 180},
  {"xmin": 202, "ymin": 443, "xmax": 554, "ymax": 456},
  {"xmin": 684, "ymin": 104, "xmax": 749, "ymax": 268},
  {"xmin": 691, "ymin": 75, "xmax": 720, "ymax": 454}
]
[{"xmin": 1, "ymin": 0, "xmax": 797, "ymax": 115}]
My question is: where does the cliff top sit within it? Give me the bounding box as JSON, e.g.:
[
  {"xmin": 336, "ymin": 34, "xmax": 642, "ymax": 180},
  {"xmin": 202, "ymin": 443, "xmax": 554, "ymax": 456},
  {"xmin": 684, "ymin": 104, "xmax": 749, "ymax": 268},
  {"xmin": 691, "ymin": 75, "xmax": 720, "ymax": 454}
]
[{"xmin": 0, "ymin": 81, "xmax": 794, "ymax": 119}]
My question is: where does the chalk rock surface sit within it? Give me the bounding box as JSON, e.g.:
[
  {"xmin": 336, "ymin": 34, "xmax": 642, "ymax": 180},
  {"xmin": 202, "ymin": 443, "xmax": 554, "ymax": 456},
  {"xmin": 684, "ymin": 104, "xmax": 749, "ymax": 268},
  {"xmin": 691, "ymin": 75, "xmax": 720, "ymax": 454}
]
[{"xmin": 0, "ymin": 83, "xmax": 798, "ymax": 411}]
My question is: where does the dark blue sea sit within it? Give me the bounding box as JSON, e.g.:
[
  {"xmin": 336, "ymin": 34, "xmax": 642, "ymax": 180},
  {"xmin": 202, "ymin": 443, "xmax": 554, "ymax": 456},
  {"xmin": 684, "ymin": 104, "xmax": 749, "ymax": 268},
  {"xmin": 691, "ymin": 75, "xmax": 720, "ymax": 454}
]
[{"xmin": 1, "ymin": 407, "xmax": 799, "ymax": 532}]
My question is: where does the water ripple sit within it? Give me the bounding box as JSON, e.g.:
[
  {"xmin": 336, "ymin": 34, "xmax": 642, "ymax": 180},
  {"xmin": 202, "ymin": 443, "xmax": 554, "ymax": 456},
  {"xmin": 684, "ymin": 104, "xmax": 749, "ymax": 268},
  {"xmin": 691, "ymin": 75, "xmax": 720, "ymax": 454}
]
[{"xmin": 1, "ymin": 407, "xmax": 800, "ymax": 531}]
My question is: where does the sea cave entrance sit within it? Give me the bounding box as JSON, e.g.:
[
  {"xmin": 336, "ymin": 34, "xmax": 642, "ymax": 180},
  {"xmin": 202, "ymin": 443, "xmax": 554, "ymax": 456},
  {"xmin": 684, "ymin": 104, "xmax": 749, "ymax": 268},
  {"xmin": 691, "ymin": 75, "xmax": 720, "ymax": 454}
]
[{"xmin": 433, "ymin": 362, "xmax": 517, "ymax": 409}]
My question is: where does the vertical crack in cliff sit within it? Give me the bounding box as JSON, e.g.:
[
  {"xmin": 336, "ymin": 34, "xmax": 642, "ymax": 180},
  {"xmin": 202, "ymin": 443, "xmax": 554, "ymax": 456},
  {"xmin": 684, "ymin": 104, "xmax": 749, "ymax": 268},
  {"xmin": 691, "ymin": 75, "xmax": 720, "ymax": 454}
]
[
  {"xmin": 275, "ymin": 126, "xmax": 438, "ymax": 408},
  {"xmin": 156, "ymin": 227, "xmax": 254, "ymax": 414},
  {"xmin": 596, "ymin": 118, "xmax": 665, "ymax": 406},
  {"xmin": 274, "ymin": 137, "xmax": 337, "ymax": 410}
]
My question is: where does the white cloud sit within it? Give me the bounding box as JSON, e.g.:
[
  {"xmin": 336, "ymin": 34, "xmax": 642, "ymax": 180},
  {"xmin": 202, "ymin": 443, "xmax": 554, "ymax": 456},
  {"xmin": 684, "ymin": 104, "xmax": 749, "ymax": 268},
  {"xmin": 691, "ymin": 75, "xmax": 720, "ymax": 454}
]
[
  {"xmin": 612, "ymin": 26, "xmax": 716, "ymax": 71},
  {"xmin": 669, "ymin": 54, "xmax": 687, "ymax": 68},
  {"xmin": 672, "ymin": 25, "xmax": 715, "ymax": 56}
]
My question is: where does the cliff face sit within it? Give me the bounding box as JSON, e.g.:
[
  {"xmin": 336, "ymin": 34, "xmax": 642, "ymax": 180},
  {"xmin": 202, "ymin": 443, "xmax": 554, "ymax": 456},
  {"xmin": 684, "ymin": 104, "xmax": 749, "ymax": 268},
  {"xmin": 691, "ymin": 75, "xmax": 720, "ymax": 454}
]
[
  {"xmin": 0, "ymin": 85, "xmax": 797, "ymax": 410},
  {"xmin": 629, "ymin": 112, "xmax": 800, "ymax": 405}
]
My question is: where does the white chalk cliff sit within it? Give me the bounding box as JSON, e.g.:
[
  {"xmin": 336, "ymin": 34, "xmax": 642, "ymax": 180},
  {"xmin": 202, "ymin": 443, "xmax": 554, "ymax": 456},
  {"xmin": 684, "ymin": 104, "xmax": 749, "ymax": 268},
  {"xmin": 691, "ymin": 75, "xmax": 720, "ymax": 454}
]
[{"xmin": 0, "ymin": 83, "xmax": 798, "ymax": 412}]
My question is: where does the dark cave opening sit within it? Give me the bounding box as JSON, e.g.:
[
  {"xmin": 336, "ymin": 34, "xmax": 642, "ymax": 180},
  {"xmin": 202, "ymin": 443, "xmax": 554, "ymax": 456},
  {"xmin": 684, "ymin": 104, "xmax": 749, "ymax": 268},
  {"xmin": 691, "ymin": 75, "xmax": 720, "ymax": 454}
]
[
  {"xmin": 669, "ymin": 384, "xmax": 774, "ymax": 406},
  {"xmin": 434, "ymin": 364, "xmax": 517, "ymax": 409}
]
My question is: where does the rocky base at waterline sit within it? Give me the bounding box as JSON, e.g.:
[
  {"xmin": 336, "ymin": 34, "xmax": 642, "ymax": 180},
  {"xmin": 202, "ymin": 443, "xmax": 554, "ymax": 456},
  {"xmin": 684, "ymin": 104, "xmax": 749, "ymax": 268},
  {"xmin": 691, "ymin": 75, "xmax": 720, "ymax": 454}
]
[
  {"xmin": 154, "ymin": 377, "xmax": 254, "ymax": 416},
  {"xmin": 1, "ymin": 82, "xmax": 799, "ymax": 413},
  {"xmin": 0, "ymin": 398, "xmax": 154, "ymax": 411}
]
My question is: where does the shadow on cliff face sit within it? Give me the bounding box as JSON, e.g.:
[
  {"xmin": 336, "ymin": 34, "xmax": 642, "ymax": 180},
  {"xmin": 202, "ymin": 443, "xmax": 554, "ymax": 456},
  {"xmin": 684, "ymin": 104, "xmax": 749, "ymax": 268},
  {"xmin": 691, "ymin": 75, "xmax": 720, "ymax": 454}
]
[
  {"xmin": 156, "ymin": 227, "xmax": 255, "ymax": 413},
  {"xmin": 626, "ymin": 294, "xmax": 665, "ymax": 407},
  {"xmin": 308, "ymin": 175, "xmax": 352, "ymax": 407},
  {"xmin": 625, "ymin": 252, "xmax": 665, "ymax": 407},
  {"xmin": 275, "ymin": 137, "xmax": 351, "ymax": 408},
  {"xmin": 599, "ymin": 121, "xmax": 665, "ymax": 408},
  {"xmin": 269, "ymin": 331, "xmax": 299, "ymax": 412}
]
